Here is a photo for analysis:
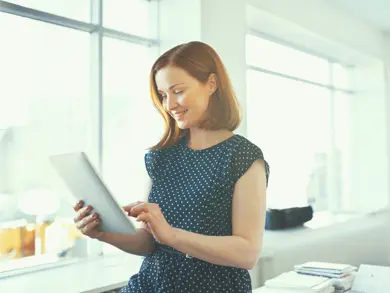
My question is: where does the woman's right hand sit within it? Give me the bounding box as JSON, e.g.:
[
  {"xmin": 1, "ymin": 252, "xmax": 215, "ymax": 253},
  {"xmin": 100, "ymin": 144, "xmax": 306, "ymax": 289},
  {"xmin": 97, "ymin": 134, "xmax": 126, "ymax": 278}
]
[
  {"xmin": 123, "ymin": 201, "xmax": 152, "ymax": 234},
  {"xmin": 123, "ymin": 201, "xmax": 144, "ymax": 216},
  {"xmin": 73, "ymin": 200, "xmax": 102, "ymax": 240}
]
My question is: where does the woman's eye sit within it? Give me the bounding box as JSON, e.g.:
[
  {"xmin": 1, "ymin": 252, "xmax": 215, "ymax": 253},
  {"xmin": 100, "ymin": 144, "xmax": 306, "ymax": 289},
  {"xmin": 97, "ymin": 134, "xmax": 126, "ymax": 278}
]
[{"xmin": 174, "ymin": 90, "xmax": 183, "ymax": 95}]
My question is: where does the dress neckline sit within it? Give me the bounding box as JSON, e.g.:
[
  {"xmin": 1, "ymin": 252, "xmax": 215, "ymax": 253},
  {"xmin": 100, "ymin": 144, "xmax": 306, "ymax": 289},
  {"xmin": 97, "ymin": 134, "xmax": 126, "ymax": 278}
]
[{"xmin": 181, "ymin": 134, "xmax": 239, "ymax": 153}]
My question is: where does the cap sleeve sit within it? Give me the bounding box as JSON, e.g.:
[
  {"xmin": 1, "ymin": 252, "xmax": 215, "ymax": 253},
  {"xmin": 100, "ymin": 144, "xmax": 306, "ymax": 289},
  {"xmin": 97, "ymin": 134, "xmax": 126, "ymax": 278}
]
[
  {"xmin": 231, "ymin": 138, "xmax": 270, "ymax": 186},
  {"xmin": 144, "ymin": 150, "xmax": 164, "ymax": 181}
]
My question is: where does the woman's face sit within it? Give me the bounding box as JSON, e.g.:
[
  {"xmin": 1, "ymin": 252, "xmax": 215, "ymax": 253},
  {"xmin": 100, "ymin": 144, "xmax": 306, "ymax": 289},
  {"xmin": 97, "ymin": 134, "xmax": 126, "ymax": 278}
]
[{"xmin": 155, "ymin": 66, "xmax": 216, "ymax": 129}]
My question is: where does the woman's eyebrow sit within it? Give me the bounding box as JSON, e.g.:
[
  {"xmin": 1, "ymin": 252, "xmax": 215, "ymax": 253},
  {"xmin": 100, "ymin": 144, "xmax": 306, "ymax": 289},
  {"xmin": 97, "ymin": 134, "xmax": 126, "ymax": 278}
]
[
  {"xmin": 169, "ymin": 83, "xmax": 185, "ymax": 90},
  {"xmin": 158, "ymin": 83, "xmax": 185, "ymax": 92}
]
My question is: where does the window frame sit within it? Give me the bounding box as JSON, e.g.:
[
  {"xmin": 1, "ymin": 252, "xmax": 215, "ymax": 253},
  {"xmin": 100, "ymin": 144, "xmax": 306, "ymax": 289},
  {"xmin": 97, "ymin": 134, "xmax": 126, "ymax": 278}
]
[{"xmin": 0, "ymin": 0, "xmax": 159, "ymax": 273}]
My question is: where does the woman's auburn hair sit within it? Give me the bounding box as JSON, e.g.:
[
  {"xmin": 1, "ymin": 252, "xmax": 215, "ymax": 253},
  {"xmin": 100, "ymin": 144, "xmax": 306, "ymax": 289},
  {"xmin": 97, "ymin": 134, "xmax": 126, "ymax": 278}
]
[{"xmin": 149, "ymin": 41, "xmax": 241, "ymax": 150}]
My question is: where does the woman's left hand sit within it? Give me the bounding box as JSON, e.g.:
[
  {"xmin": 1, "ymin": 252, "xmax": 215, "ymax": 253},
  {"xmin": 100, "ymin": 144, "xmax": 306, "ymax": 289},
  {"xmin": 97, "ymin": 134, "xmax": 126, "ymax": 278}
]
[{"xmin": 129, "ymin": 202, "xmax": 175, "ymax": 245}]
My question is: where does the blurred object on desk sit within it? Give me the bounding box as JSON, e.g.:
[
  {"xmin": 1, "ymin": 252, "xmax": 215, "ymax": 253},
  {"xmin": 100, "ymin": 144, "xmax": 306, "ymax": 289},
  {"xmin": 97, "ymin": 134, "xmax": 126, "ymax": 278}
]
[
  {"xmin": 264, "ymin": 271, "xmax": 335, "ymax": 292},
  {"xmin": 294, "ymin": 262, "xmax": 357, "ymax": 292},
  {"xmin": 351, "ymin": 264, "xmax": 390, "ymax": 293}
]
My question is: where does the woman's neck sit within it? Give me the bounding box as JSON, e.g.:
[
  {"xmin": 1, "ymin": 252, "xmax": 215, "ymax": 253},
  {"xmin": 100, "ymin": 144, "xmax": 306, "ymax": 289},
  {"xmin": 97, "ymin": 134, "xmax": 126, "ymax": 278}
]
[{"xmin": 187, "ymin": 128, "xmax": 234, "ymax": 150}]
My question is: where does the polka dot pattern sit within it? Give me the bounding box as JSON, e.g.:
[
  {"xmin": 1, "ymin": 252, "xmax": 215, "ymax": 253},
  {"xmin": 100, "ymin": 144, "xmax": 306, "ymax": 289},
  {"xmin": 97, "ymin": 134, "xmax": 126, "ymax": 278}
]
[{"xmin": 120, "ymin": 134, "xmax": 269, "ymax": 293}]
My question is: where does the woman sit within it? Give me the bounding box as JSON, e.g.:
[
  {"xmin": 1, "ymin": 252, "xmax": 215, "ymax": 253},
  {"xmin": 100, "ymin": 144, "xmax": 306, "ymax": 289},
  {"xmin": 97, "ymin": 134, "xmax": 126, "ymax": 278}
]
[{"xmin": 73, "ymin": 41, "xmax": 270, "ymax": 293}]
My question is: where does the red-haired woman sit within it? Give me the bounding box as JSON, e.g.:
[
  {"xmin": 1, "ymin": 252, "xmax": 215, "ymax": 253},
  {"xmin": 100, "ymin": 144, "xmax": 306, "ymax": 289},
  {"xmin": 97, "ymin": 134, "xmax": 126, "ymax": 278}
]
[{"xmin": 74, "ymin": 41, "xmax": 269, "ymax": 293}]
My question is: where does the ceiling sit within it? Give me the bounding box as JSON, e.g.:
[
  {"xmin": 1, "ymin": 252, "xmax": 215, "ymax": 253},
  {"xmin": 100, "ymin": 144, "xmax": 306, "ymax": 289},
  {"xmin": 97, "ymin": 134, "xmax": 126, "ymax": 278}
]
[{"xmin": 331, "ymin": 0, "xmax": 390, "ymax": 32}]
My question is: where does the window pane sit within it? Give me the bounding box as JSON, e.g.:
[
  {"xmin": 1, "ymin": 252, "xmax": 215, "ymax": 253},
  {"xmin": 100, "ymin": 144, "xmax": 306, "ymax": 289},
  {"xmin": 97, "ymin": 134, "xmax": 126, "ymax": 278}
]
[
  {"xmin": 103, "ymin": 0, "xmax": 155, "ymax": 37},
  {"xmin": 0, "ymin": 13, "xmax": 91, "ymax": 267},
  {"xmin": 5, "ymin": 0, "xmax": 90, "ymax": 22},
  {"xmin": 102, "ymin": 38, "xmax": 160, "ymax": 254},
  {"xmin": 247, "ymin": 70, "xmax": 331, "ymax": 210},
  {"xmin": 246, "ymin": 35, "xmax": 330, "ymax": 85},
  {"xmin": 332, "ymin": 63, "xmax": 353, "ymax": 90},
  {"xmin": 334, "ymin": 91, "xmax": 352, "ymax": 210}
]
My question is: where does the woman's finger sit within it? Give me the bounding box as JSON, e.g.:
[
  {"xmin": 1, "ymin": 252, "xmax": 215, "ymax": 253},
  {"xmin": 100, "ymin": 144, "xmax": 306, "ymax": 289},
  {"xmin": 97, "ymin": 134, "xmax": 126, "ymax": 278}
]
[
  {"xmin": 129, "ymin": 203, "xmax": 149, "ymax": 217},
  {"xmin": 123, "ymin": 201, "xmax": 144, "ymax": 213},
  {"xmin": 76, "ymin": 213, "xmax": 98, "ymax": 229},
  {"xmin": 131, "ymin": 203, "xmax": 160, "ymax": 217},
  {"xmin": 137, "ymin": 212, "xmax": 153, "ymax": 223},
  {"xmin": 73, "ymin": 200, "xmax": 84, "ymax": 212},
  {"xmin": 82, "ymin": 218, "xmax": 100, "ymax": 234},
  {"xmin": 74, "ymin": 205, "xmax": 92, "ymax": 223}
]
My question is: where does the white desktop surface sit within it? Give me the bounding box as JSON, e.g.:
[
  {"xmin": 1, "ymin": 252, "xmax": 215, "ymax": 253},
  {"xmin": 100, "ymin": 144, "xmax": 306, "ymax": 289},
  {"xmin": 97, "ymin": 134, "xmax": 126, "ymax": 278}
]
[
  {"xmin": 253, "ymin": 287, "xmax": 338, "ymax": 293},
  {"xmin": 0, "ymin": 253, "xmax": 143, "ymax": 293},
  {"xmin": 253, "ymin": 288, "xmax": 282, "ymax": 293}
]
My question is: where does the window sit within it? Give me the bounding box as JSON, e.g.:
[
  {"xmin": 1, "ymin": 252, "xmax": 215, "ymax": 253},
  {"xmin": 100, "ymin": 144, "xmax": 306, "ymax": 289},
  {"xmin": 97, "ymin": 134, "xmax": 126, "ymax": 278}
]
[
  {"xmin": 104, "ymin": 0, "xmax": 157, "ymax": 38},
  {"xmin": 0, "ymin": 12, "xmax": 91, "ymax": 271},
  {"xmin": 246, "ymin": 34, "xmax": 329, "ymax": 85},
  {"xmin": 333, "ymin": 91, "xmax": 352, "ymax": 210},
  {"xmin": 0, "ymin": 0, "xmax": 157, "ymax": 273},
  {"xmin": 246, "ymin": 34, "xmax": 353, "ymax": 211},
  {"xmin": 102, "ymin": 38, "xmax": 162, "ymax": 254},
  {"xmin": 5, "ymin": 0, "xmax": 90, "ymax": 21}
]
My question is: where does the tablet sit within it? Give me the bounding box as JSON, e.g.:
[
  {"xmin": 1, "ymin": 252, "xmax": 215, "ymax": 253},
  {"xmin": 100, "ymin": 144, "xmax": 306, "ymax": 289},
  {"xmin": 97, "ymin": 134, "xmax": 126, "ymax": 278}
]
[{"xmin": 49, "ymin": 152, "xmax": 137, "ymax": 235}]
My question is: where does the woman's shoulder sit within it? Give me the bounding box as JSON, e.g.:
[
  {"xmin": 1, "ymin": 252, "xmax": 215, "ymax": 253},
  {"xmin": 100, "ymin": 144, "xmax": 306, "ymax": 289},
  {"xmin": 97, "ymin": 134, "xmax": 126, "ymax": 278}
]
[
  {"xmin": 144, "ymin": 140, "xmax": 183, "ymax": 180},
  {"xmin": 145, "ymin": 140, "xmax": 182, "ymax": 165},
  {"xmin": 145, "ymin": 139, "xmax": 182, "ymax": 157},
  {"xmin": 229, "ymin": 134, "xmax": 270, "ymax": 184},
  {"xmin": 229, "ymin": 134, "xmax": 263, "ymax": 155}
]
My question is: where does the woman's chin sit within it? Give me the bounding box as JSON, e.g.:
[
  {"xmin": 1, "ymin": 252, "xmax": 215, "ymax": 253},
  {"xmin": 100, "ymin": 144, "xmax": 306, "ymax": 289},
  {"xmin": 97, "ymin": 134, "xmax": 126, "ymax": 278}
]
[{"xmin": 176, "ymin": 120, "xmax": 192, "ymax": 130}]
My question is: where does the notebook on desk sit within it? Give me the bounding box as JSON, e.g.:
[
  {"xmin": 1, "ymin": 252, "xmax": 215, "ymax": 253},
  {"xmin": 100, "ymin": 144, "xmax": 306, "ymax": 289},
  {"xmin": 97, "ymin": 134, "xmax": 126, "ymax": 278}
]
[
  {"xmin": 294, "ymin": 262, "xmax": 357, "ymax": 274},
  {"xmin": 264, "ymin": 271, "xmax": 334, "ymax": 293}
]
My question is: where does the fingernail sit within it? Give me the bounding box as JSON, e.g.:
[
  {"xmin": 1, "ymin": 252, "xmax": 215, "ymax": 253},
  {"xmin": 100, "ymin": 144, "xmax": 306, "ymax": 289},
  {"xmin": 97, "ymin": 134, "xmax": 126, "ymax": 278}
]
[{"xmin": 93, "ymin": 213, "xmax": 98, "ymax": 219}]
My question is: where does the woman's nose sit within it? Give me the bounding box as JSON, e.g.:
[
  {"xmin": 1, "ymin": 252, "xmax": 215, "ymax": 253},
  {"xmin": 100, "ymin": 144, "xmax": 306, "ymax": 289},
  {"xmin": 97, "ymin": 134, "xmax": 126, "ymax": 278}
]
[{"xmin": 165, "ymin": 95, "xmax": 177, "ymax": 111}]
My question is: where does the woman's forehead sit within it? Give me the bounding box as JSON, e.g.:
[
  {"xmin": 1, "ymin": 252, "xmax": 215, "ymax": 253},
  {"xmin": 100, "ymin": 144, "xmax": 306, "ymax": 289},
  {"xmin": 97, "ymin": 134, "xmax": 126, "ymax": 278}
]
[{"xmin": 155, "ymin": 66, "xmax": 193, "ymax": 89}]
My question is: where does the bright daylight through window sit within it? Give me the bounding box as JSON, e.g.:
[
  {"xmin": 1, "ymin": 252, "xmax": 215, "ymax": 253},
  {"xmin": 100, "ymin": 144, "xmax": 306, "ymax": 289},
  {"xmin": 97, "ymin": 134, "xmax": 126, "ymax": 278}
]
[
  {"xmin": 0, "ymin": 0, "xmax": 159, "ymax": 273},
  {"xmin": 246, "ymin": 34, "xmax": 354, "ymax": 212}
]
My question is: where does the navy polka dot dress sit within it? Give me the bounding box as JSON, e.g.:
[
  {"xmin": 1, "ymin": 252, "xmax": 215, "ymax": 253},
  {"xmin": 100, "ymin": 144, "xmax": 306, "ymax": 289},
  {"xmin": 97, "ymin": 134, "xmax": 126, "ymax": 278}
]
[{"xmin": 120, "ymin": 134, "xmax": 269, "ymax": 293}]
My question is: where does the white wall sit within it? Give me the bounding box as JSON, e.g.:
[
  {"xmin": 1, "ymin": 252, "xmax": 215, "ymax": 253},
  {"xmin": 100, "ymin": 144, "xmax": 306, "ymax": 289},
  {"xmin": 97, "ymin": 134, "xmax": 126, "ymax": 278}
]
[
  {"xmin": 158, "ymin": 0, "xmax": 248, "ymax": 135},
  {"xmin": 348, "ymin": 62, "xmax": 389, "ymax": 212},
  {"xmin": 200, "ymin": 0, "xmax": 247, "ymax": 135},
  {"xmin": 246, "ymin": 0, "xmax": 385, "ymax": 61},
  {"xmin": 385, "ymin": 33, "xmax": 390, "ymax": 208},
  {"xmin": 384, "ymin": 34, "xmax": 390, "ymax": 246}
]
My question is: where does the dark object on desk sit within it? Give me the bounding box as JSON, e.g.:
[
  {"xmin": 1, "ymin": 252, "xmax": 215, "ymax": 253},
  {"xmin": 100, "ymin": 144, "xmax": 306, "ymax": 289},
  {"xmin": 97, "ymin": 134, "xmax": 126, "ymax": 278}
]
[{"xmin": 265, "ymin": 206, "xmax": 313, "ymax": 230}]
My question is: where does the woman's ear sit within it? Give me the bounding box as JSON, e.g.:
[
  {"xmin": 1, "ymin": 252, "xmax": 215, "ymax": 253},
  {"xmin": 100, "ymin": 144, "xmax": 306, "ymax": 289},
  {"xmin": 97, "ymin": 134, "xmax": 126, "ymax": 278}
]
[{"xmin": 207, "ymin": 73, "xmax": 218, "ymax": 95}]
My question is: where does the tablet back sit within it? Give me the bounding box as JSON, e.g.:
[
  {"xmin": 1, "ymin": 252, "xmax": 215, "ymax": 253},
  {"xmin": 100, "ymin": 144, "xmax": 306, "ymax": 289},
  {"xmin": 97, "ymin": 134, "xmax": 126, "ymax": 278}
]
[{"xmin": 49, "ymin": 152, "xmax": 137, "ymax": 235}]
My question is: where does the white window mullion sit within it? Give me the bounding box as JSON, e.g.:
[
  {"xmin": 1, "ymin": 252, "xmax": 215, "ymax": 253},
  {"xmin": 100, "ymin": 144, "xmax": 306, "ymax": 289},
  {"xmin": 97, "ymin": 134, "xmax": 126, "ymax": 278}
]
[
  {"xmin": 327, "ymin": 61, "xmax": 340, "ymax": 213},
  {"xmin": 88, "ymin": 0, "xmax": 104, "ymax": 257}
]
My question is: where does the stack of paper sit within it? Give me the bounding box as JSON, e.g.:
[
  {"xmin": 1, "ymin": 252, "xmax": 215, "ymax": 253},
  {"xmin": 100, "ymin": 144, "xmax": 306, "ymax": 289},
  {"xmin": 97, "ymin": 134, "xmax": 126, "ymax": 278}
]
[
  {"xmin": 294, "ymin": 262, "xmax": 357, "ymax": 292},
  {"xmin": 264, "ymin": 271, "xmax": 335, "ymax": 293}
]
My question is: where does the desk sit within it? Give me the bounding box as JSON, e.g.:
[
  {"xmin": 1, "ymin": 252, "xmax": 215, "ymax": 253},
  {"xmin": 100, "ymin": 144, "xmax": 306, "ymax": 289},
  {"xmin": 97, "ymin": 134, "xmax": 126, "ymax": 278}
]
[
  {"xmin": 0, "ymin": 253, "xmax": 143, "ymax": 293},
  {"xmin": 252, "ymin": 287, "xmax": 343, "ymax": 293},
  {"xmin": 253, "ymin": 287, "xmax": 291, "ymax": 293}
]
